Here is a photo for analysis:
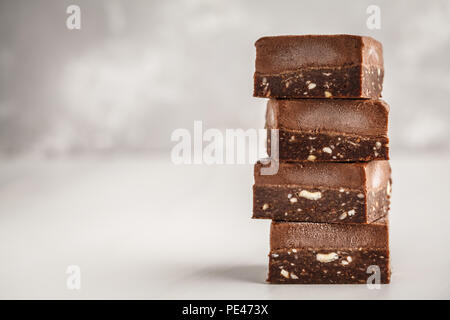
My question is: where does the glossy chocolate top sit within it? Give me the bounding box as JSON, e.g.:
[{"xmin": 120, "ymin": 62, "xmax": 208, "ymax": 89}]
[
  {"xmin": 255, "ymin": 35, "xmax": 383, "ymax": 73},
  {"xmin": 254, "ymin": 161, "xmax": 391, "ymax": 191},
  {"xmin": 270, "ymin": 219, "xmax": 388, "ymax": 250},
  {"xmin": 266, "ymin": 99, "xmax": 389, "ymax": 136}
]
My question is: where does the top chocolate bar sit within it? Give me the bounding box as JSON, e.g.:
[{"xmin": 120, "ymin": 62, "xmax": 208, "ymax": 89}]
[{"xmin": 254, "ymin": 35, "xmax": 384, "ymax": 99}]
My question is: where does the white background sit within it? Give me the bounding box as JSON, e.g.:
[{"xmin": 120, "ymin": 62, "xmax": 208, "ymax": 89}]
[{"xmin": 1, "ymin": 155, "xmax": 449, "ymax": 299}]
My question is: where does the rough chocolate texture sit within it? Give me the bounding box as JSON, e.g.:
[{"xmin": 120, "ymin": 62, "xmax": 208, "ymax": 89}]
[
  {"xmin": 253, "ymin": 184, "xmax": 389, "ymax": 223},
  {"xmin": 253, "ymin": 161, "xmax": 391, "ymax": 223},
  {"xmin": 268, "ymin": 220, "xmax": 390, "ymax": 284},
  {"xmin": 255, "ymin": 65, "xmax": 383, "ymax": 99},
  {"xmin": 254, "ymin": 35, "xmax": 384, "ymax": 99},
  {"xmin": 268, "ymin": 248, "xmax": 390, "ymax": 284},
  {"xmin": 268, "ymin": 130, "xmax": 389, "ymax": 162}
]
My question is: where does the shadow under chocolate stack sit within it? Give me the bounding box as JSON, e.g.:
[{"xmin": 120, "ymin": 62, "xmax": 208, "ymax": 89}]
[{"xmin": 252, "ymin": 35, "xmax": 391, "ymax": 284}]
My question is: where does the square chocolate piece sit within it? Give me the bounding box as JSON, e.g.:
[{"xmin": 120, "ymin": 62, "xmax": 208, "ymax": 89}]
[
  {"xmin": 254, "ymin": 35, "xmax": 383, "ymax": 99},
  {"xmin": 268, "ymin": 219, "xmax": 390, "ymax": 284},
  {"xmin": 253, "ymin": 160, "xmax": 391, "ymax": 223},
  {"xmin": 266, "ymin": 99, "xmax": 389, "ymax": 162}
]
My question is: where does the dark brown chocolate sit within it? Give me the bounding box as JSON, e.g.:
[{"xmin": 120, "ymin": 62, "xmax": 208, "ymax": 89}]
[
  {"xmin": 265, "ymin": 99, "xmax": 389, "ymax": 162},
  {"xmin": 254, "ymin": 35, "xmax": 383, "ymax": 99},
  {"xmin": 268, "ymin": 248, "xmax": 390, "ymax": 284},
  {"xmin": 268, "ymin": 220, "xmax": 390, "ymax": 284},
  {"xmin": 266, "ymin": 99, "xmax": 389, "ymax": 136},
  {"xmin": 268, "ymin": 131, "xmax": 389, "ymax": 162},
  {"xmin": 253, "ymin": 161, "xmax": 391, "ymax": 223}
]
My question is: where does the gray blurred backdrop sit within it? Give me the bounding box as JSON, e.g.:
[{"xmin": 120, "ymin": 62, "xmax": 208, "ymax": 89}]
[{"xmin": 0, "ymin": 0, "xmax": 449, "ymax": 157}]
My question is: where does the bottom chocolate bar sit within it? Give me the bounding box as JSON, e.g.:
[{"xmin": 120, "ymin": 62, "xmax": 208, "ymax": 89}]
[
  {"xmin": 269, "ymin": 248, "xmax": 390, "ymax": 284},
  {"xmin": 268, "ymin": 220, "xmax": 390, "ymax": 284}
]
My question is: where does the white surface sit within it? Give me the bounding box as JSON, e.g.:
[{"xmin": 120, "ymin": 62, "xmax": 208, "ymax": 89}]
[{"xmin": 0, "ymin": 154, "xmax": 449, "ymax": 299}]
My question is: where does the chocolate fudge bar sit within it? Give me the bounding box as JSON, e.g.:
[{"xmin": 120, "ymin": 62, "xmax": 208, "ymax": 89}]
[
  {"xmin": 266, "ymin": 99, "xmax": 389, "ymax": 162},
  {"xmin": 254, "ymin": 35, "xmax": 383, "ymax": 99},
  {"xmin": 268, "ymin": 218, "xmax": 390, "ymax": 284},
  {"xmin": 253, "ymin": 161, "xmax": 391, "ymax": 223}
]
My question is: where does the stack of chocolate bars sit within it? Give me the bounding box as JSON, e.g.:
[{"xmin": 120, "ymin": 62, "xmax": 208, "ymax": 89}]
[{"xmin": 252, "ymin": 35, "xmax": 391, "ymax": 284}]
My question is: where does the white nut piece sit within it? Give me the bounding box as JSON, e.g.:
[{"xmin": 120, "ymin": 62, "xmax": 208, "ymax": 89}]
[
  {"xmin": 307, "ymin": 155, "xmax": 317, "ymax": 161},
  {"xmin": 322, "ymin": 147, "xmax": 332, "ymax": 154},
  {"xmin": 262, "ymin": 203, "xmax": 269, "ymax": 210},
  {"xmin": 357, "ymin": 193, "xmax": 365, "ymax": 199},
  {"xmin": 341, "ymin": 256, "xmax": 352, "ymax": 266},
  {"xmin": 324, "ymin": 91, "xmax": 332, "ymax": 98},
  {"xmin": 316, "ymin": 252, "xmax": 339, "ymax": 263},
  {"xmin": 298, "ymin": 190, "xmax": 322, "ymax": 200},
  {"xmin": 307, "ymin": 82, "xmax": 317, "ymax": 89},
  {"xmin": 347, "ymin": 209, "xmax": 356, "ymax": 216},
  {"xmin": 290, "ymin": 197, "xmax": 298, "ymax": 203},
  {"xmin": 280, "ymin": 269, "xmax": 290, "ymax": 278},
  {"xmin": 339, "ymin": 212, "xmax": 347, "ymax": 220},
  {"xmin": 290, "ymin": 273, "xmax": 299, "ymax": 279}
]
